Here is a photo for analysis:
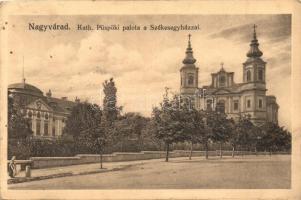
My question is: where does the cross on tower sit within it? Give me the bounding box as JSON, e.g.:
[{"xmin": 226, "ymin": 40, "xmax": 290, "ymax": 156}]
[
  {"xmin": 220, "ymin": 62, "xmax": 224, "ymax": 68},
  {"xmin": 253, "ymin": 24, "xmax": 257, "ymax": 32},
  {"xmin": 188, "ymin": 34, "xmax": 191, "ymax": 42}
]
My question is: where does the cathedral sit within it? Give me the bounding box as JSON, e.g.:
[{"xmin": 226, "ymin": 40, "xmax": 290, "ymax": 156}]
[{"xmin": 180, "ymin": 25, "xmax": 279, "ymax": 125}]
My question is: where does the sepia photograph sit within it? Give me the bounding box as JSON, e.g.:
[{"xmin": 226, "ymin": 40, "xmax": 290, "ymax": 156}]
[{"xmin": 0, "ymin": 0, "xmax": 301, "ymax": 199}]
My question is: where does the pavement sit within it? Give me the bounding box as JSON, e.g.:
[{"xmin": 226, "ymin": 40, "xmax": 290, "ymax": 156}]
[
  {"xmin": 8, "ymin": 155, "xmax": 291, "ymax": 189},
  {"xmin": 7, "ymin": 158, "xmax": 171, "ymax": 184}
]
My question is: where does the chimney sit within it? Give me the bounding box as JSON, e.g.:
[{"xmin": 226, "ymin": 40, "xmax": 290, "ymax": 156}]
[{"xmin": 46, "ymin": 89, "xmax": 52, "ymax": 97}]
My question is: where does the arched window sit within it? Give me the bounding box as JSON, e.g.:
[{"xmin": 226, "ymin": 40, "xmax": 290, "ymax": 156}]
[
  {"xmin": 233, "ymin": 100, "xmax": 239, "ymax": 111},
  {"xmin": 44, "ymin": 121, "xmax": 49, "ymax": 136},
  {"xmin": 219, "ymin": 76, "xmax": 226, "ymax": 87},
  {"xmin": 258, "ymin": 69, "xmax": 263, "ymax": 81},
  {"xmin": 247, "ymin": 70, "xmax": 251, "ymax": 81},
  {"xmin": 188, "ymin": 75, "xmax": 194, "ymax": 85},
  {"xmin": 258, "ymin": 99, "xmax": 263, "ymax": 108},
  {"xmin": 247, "ymin": 100, "xmax": 251, "ymax": 108},
  {"xmin": 36, "ymin": 119, "xmax": 41, "ymax": 135}
]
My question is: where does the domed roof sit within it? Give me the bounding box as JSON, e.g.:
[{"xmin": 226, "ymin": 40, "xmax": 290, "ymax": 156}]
[
  {"xmin": 182, "ymin": 34, "xmax": 196, "ymax": 66},
  {"xmin": 8, "ymin": 82, "xmax": 43, "ymax": 96}
]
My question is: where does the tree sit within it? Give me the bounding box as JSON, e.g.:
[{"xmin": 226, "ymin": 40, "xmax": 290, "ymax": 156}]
[
  {"xmin": 102, "ymin": 78, "xmax": 119, "ymax": 124},
  {"xmin": 152, "ymin": 94, "xmax": 186, "ymax": 162},
  {"xmin": 90, "ymin": 77, "xmax": 120, "ymax": 168},
  {"xmin": 63, "ymin": 102, "xmax": 102, "ymax": 153},
  {"xmin": 8, "ymin": 92, "xmax": 33, "ymax": 140},
  {"xmin": 182, "ymin": 107, "xmax": 206, "ymax": 160},
  {"xmin": 8, "ymin": 92, "xmax": 33, "ymax": 159},
  {"xmin": 112, "ymin": 113, "xmax": 149, "ymax": 152},
  {"xmin": 227, "ymin": 118, "xmax": 238, "ymax": 157},
  {"xmin": 63, "ymin": 102, "xmax": 102, "ymax": 143},
  {"xmin": 260, "ymin": 122, "xmax": 292, "ymax": 154},
  {"xmin": 206, "ymin": 110, "xmax": 232, "ymax": 159},
  {"xmin": 232, "ymin": 115, "xmax": 255, "ymax": 156}
]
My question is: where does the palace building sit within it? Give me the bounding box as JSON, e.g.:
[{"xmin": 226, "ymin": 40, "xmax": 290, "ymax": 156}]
[
  {"xmin": 8, "ymin": 79, "xmax": 78, "ymax": 139},
  {"xmin": 180, "ymin": 25, "xmax": 279, "ymax": 125}
]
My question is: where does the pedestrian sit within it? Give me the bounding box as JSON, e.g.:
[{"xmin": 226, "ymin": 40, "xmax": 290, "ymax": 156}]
[{"xmin": 8, "ymin": 156, "xmax": 16, "ymax": 178}]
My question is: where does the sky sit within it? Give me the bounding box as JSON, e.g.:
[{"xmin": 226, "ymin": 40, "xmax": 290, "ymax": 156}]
[{"xmin": 5, "ymin": 14, "xmax": 291, "ymax": 130}]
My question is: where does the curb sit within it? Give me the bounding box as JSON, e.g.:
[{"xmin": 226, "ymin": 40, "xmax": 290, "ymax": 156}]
[{"xmin": 8, "ymin": 165, "xmax": 133, "ymax": 185}]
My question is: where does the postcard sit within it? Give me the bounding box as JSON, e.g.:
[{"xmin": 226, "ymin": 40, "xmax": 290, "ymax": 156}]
[{"xmin": 1, "ymin": 0, "xmax": 301, "ymax": 199}]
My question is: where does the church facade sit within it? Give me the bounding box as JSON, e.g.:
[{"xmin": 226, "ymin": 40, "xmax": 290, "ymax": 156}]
[
  {"xmin": 180, "ymin": 25, "xmax": 279, "ymax": 126},
  {"xmin": 8, "ymin": 80, "xmax": 78, "ymax": 139}
]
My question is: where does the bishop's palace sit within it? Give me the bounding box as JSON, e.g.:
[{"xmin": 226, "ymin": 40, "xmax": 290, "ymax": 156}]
[
  {"xmin": 8, "ymin": 25, "xmax": 279, "ymax": 139},
  {"xmin": 179, "ymin": 26, "xmax": 278, "ymax": 126}
]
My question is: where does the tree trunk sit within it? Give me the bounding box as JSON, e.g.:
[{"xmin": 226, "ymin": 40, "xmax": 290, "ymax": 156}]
[
  {"xmin": 139, "ymin": 135, "xmax": 144, "ymax": 152},
  {"xmin": 189, "ymin": 141, "xmax": 193, "ymax": 160},
  {"xmin": 219, "ymin": 143, "xmax": 223, "ymax": 159},
  {"xmin": 140, "ymin": 139, "xmax": 144, "ymax": 152},
  {"xmin": 165, "ymin": 143, "xmax": 170, "ymax": 162},
  {"xmin": 205, "ymin": 140, "xmax": 209, "ymax": 160},
  {"xmin": 240, "ymin": 146, "xmax": 243, "ymax": 157},
  {"xmin": 269, "ymin": 148, "xmax": 272, "ymax": 157},
  {"xmin": 232, "ymin": 146, "xmax": 235, "ymax": 158},
  {"xmin": 255, "ymin": 146, "xmax": 257, "ymax": 156},
  {"xmin": 100, "ymin": 149, "xmax": 103, "ymax": 169}
]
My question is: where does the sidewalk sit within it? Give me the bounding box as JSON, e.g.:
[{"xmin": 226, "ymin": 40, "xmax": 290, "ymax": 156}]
[
  {"xmin": 8, "ymin": 158, "xmax": 167, "ymax": 184},
  {"xmin": 8, "ymin": 155, "xmax": 279, "ymax": 184}
]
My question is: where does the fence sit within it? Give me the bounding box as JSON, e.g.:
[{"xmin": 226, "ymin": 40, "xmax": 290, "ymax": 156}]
[{"xmin": 26, "ymin": 150, "xmax": 290, "ymax": 169}]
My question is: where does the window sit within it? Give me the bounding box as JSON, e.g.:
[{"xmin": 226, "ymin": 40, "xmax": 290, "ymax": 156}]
[
  {"xmin": 28, "ymin": 119, "xmax": 32, "ymax": 130},
  {"xmin": 37, "ymin": 112, "xmax": 41, "ymax": 119},
  {"xmin": 258, "ymin": 69, "xmax": 263, "ymax": 81},
  {"xmin": 216, "ymin": 100, "xmax": 225, "ymax": 113},
  {"xmin": 28, "ymin": 111, "xmax": 32, "ymax": 118},
  {"xmin": 188, "ymin": 74, "xmax": 194, "ymax": 85},
  {"xmin": 52, "ymin": 125, "xmax": 56, "ymax": 136},
  {"xmin": 44, "ymin": 122, "xmax": 48, "ymax": 136},
  {"xmin": 247, "ymin": 70, "xmax": 251, "ymax": 81},
  {"xmin": 234, "ymin": 100, "xmax": 239, "ymax": 111},
  {"xmin": 36, "ymin": 119, "xmax": 41, "ymax": 135},
  {"xmin": 259, "ymin": 99, "xmax": 263, "ymax": 108},
  {"xmin": 206, "ymin": 99, "xmax": 212, "ymax": 111},
  {"xmin": 247, "ymin": 100, "xmax": 251, "ymax": 108},
  {"xmin": 181, "ymin": 77, "xmax": 183, "ymax": 86},
  {"xmin": 219, "ymin": 76, "xmax": 226, "ymax": 87}
]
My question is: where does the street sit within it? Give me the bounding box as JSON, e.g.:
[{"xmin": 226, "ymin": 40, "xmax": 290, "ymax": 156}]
[{"xmin": 9, "ymin": 155, "xmax": 290, "ymax": 189}]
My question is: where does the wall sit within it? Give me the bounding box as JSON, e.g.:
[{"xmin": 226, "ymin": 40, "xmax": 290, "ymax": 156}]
[{"xmin": 29, "ymin": 150, "xmax": 289, "ymax": 169}]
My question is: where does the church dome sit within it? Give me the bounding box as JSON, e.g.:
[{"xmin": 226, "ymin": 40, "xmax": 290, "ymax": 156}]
[
  {"xmin": 8, "ymin": 82, "xmax": 43, "ymax": 96},
  {"xmin": 246, "ymin": 24, "xmax": 263, "ymax": 58},
  {"xmin": 182, "ymin": 34, "xmax": 196, "ymax": 65}
]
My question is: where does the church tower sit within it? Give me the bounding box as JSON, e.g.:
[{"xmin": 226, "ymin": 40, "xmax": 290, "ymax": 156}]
[
  {"xmin": 180, "ymin": 34, "xmax": 199, "ymax": 96},
  {"xmin": 243, "ymin": 25, "xmax": 266, "ymax": 86},
  {"xmin": 241, "ymin": 25, "xmax": 267, "ymax": 125}
]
